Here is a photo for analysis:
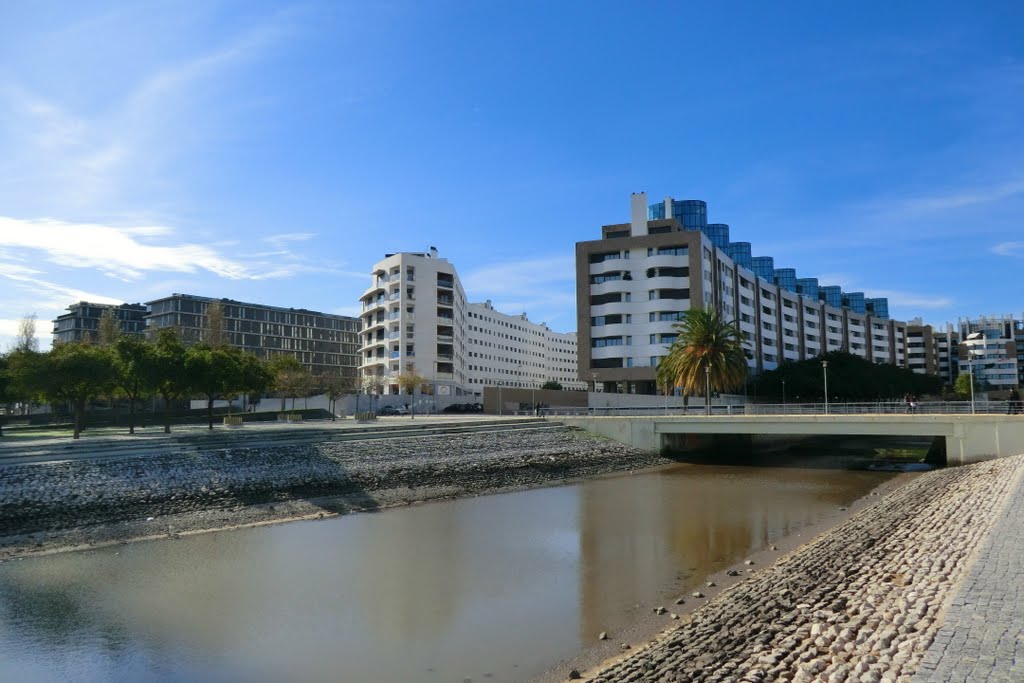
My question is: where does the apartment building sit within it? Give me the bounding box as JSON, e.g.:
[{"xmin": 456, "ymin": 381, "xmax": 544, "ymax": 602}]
[
  {"xmin": 52, "ymin": 302, "xmax": 148, "ymax": 344},
  {"xmin": 358, "ymin": 248, "xmax": 581, "ymax": 396},
  {"xmin": 906, "ymin": 319, "xmax": 960, "ymax": 384},
  {"xmin": 958, "ymin": 315, "xmax": 1022, "ymax": 390},
  {"xmin": 576, "ymin": 193, "xmax": 907, "ymax": 394},
  {"xmin": 145, "ymin": 294, "xmax": 361, "ymax": 377}
]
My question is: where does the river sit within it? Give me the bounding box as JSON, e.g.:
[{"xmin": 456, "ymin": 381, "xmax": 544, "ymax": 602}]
[{"xmin": 0, "ymin": 462, "xmax": 895, "ymax": 683}]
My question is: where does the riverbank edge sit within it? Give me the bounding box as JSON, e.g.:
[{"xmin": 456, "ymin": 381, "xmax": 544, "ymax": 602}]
[
  {"xmin": 544, "ymin": 456, "xmax": 1024, "ymax": 683},
  {"xmin": 0, "ymin": 441, "xmax": 668, "ymax": 561},
  {"xmin": 529, "ymin": 470, "xmax": 922, "ymax": 683}
]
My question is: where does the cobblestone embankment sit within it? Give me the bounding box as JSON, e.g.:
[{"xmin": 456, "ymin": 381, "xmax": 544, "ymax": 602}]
[
  {"xmin": 0, "ymin": 426, "xmax": 662, "ymax": 556},
  {"xmin": 582, "ymin": 455, "xmax": 1024, "ymax": 683}
]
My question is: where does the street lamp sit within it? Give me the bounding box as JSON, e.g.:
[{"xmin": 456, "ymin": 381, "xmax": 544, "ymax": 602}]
[
  {"xmin": 497, "ymin": 380, "xmax": 503, "ymax": 416},
  {"xmin": 782, "ymin": 380, "xmax": 786, "ymax": 414},
  {"xmin": 821, "ymin": 360, "xmax": 829, "ymax": 415},
  {"xmin": 705, "ymin": 364, "xmax": 711, "ymax": 416},
  {"xmin": 966, "ymin": 332, "xmax": 984, "ymax": 415}
]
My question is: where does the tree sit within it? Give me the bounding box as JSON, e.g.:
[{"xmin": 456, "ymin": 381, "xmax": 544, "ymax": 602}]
[
  {"xmin": 541, "ymin": 380, "xmax": 563, "ymax": 391},
  {"xmin": 954, "ymin": 372, "xmax": 980, "ymax": 399},
  {"xmin": 186, "ymin": 344, "xmax": 246, "ymax": 430},
  {"xmin": 150, "ymin": 328, "xmax": 191, "ymax": 433},
  {"xmin": 657, "ymin": 307, "xmax": 747, "ymax": 412},
  {"xmin": 205, "ymin": 300, "xmax": 227, "ymax": 347},
  {"xmin": 14, "ymin": 314, "xmax": 39, "ymax": 353},
  {"xmin": 35, "ymin": 342, "xmax": 117, "ymax": 439},
  {"xmin": 236, "ymin": 353, "xmax": 273, "ymax": 415},
  {"xmin": 751, "ymin": 352, "xmax": 943, "ymax": 402},
  {"xmin": 97, "ymin": 308, "xmax": 121, "ymax": 346},
  {"xmin": 270, "ymin": 355, "xmax": 311, "ymax": 412},
  {"xmin": 111, "ymin": 335, "xmax": 155, "ymax": 434},
  {"xmin": 396, "ymin": 368, "xmax": 426, "ymax": 419},
  {"xmin": 319, "ymin": 371, "xmax": 355, "ymax": 420}
]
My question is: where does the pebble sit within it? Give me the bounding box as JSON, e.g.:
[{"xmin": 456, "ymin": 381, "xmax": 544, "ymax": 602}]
[{"xmin": 583, "ymin": 456, "xmax": 1024, "ymax": 683}]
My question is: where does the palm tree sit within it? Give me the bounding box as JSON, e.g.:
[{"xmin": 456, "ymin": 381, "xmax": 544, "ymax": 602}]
[{"xmin": 656, "ymin": 307, "xmax": 747, "ymax": 412}]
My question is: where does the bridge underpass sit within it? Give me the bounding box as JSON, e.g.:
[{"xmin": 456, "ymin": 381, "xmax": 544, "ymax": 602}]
[{"xmin": 558, "ymin": 415, "xmax": 1024, "ymax": 466}]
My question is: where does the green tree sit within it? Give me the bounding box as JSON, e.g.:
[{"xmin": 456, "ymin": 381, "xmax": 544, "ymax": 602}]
[
  {"xmin": 751, "ymin": 352, "xmax": 942, "ymax": 402},
  {"xmin": 35, "ymin": 342, "xmax": 117, "ymax": 439},
  {"xmin": 185, "ymin": 344, "xmax": 244, "ymax": 430},
  {"xmin": 97, "ymin": 308, "xmax": 121, "ymax": 346},
  {"xmin": 236, "ymin": 353, "xmax": 273, "ymax": 415},
  {"xmin": 150, "ymin": 328, "xmax": 191, "ymax": 433},
  {"xmin": 954, "ymin": 372, "xmax": 980, "ymax": 399},
  {"xmin": 112, "ymin": 335, "xmax": 155, "ymax": 434},
  {"xmin": 396, "ymin": 368, "xmax": 425, "ymax": 419},
  {"xmin": 656, "ymin": 307, "xmax": 747, "ymax": 412},
  {"xmin": 541, "ymin": 380, "xmax": 563, "ymax": 391}
]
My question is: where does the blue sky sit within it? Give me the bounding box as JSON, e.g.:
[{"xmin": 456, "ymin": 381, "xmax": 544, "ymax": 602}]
[{"xmin": 1, "ymin": 1, "xmax": 1022, "ymax": 350}]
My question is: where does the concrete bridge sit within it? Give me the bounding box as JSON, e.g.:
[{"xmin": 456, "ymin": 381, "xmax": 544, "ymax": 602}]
[{"xmin": 558, "ymin": 414, "xmax": 1024, "ymax": 465}]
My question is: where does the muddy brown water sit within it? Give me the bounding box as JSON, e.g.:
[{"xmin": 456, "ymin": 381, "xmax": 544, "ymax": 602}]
[{"xmin": 0, "ymin": 463, "xmax": 896, "ymax": 683}]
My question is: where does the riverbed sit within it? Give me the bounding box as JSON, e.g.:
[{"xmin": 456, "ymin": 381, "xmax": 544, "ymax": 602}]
[{"xmin": 0, "ymin": 462, "xmax": 895, "ymax": 683}]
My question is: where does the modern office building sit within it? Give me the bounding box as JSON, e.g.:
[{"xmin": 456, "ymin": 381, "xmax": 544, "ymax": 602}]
[
  {"xmin": 358, "ymin": 248, "xmax": 582, "ymax": 397},
  {"xmin": 145, "ymin": 294, "xmax": 361, "ymax": 377},
  {"xmin": 52, "ymin": 302, "xmax": 148, "ymax": 344},
  {"xmin": 575, "ymin": 192, "xmax": 907, "ymax": 394},
  {"xmin": 906, "ymin": 319, "xmax": 960, "ymax": 384}
]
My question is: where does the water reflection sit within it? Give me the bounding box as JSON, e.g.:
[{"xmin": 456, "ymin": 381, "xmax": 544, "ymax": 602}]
[{"xmin": 0, "ymin": 464, "xmax": 892, "ymax": 683}]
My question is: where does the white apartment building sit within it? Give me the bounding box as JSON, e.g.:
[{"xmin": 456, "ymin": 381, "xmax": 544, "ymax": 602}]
[
  {"xmin": 576, "ymin": 193, "xmax": 907, "ymax": 394},
  {"xmin": 358, "ymin": 248, "xmax": 582, "ymax": 397},
  {"xmin": 466, "ymin": 300, "xmax": 584, "ymax": 393}
]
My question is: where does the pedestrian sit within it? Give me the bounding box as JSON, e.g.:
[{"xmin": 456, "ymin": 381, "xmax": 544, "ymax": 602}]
[
  {"xmin": 910, "ymin": 394, "xmax": 918, "ymax": 414},
  {"xmin": 1009, "ymin": 388, "xmax": 1022, "ymax": 415},
  {"xmin": 904, "ymin": 393, "xmax": 913, "ymax": 414}
]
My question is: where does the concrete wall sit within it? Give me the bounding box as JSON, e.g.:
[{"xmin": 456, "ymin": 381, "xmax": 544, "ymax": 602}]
[{"xmin": 558, "ymin": 415, "xmax": 1024, "ymax": 465}]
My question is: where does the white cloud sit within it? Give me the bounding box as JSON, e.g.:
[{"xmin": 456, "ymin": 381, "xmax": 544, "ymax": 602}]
[
  {"xmin": 462, "ymin": 256, "xmax": 577, "ymax": 330},
  {"xmin": 0, "ymin": 216, "xmax": 269, "ymax": 280},
  {"xmin": 991, "ymin": 241, "xmax": 1024, "ymax": 257}
]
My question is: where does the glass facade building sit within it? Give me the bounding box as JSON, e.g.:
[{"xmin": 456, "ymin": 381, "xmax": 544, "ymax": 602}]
[
  {"xmin": 796, "ymin": 278, "xmax": 819, "ymax": 301},
  {"xmin": 751, "ymin": 256, "xmax": 775, "ymax": 281},
  {"xmin": 867, "ymin": 298, "xmax": 889, "ymax": 318},
  {"xmin": 820, "ymin": 286, "xmax": 843, "ymax": 309},
  {"xmin": 704, "ymin": 223, "xmax": 730, "ymax": 249},
  {"xmin": 774, "ymin": 268, "xmax": 797, "ymax": 293},
  {"xmin": 725, "ymin": 242, "xmax": 752, "ymax": 269},
  {"xmin": 844, "ymin": 292, "xmax": 866, "ymax": 314}
]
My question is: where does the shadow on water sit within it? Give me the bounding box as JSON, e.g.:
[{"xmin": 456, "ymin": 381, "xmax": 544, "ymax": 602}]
[{"xmin": 662, "ymin": 433, "xmax": 944, "ymax": 471}]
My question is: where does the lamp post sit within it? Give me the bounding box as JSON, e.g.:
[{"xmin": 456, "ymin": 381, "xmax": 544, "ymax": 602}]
[
  {"xmin": 966, "ymin": 332, "xmax": 984, "ymax": 416},
  {"xmin": 497, "ymin": 380, "xmax": 503, "ymax": 416},
  {"xmin": 821, "ymin": 360, "xmax": 829, "ymax": 415},
  {"xmin": 705, "ymin": 364, "xmax": 711, "ymax": 416},
  {"xmin": 782, "ymin": 380, "xmax": 786, "ymax": 414}
]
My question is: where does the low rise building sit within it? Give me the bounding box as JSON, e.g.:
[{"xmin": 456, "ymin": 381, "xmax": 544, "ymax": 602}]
[
  {"xmin": 145, "ymin": 294, "xmax": 360, "ymax": 377},
  {"xmin": 52, "ymin": 302, "xmax": 148, "ymax": 344}
]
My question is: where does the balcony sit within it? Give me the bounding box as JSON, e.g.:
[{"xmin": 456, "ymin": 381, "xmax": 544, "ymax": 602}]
[
  {"xmin": 437, "ymin": 277, "xmax": 455, "ymax": 289},
  {"xmin": 436, "ymin": 334, "xmax": 454, "ymax": 343},
  {"xmin": 390, "ymin": 351, "xmax": 400, "ymax": 359},
  {"xmin": 436, "ymin": 353, "xmax": 454, "ymax": 361},
  {"xmin": 437, "ymin": 295, "xmax": 454, "ymax": 306}
]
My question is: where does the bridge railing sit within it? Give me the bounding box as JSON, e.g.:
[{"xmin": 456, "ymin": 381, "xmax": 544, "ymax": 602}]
[{"xmin": 543, "ymin": 401, "xmax": 1017, "ymax": 417}]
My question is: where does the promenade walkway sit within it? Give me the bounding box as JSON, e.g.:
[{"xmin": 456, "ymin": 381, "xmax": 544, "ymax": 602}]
[{"xmin": 913, "ymin": 465, "xmax": 1024, "ymax": 683}]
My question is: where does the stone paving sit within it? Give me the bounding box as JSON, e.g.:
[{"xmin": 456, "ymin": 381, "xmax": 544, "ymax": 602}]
[
  {"xmin": 581, "ymin": 456, "xmax": 1024, "ymax": 683},
  {"xmin": 912, "ymin": 462, "xmax": 1024, "ymax": 683}
]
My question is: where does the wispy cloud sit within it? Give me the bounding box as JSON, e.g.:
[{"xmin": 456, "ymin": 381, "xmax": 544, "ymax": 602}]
[
  {"xmin": 991, "ymin": 241, "xmax": 1024, "ymax": 257},
  {"xmin": 463, "ymin": 256, "xmax": 577, "ymax": 328}
]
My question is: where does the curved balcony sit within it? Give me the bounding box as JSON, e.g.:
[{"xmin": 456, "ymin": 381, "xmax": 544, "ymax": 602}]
[
  {"xmin": 589, "ymin": 279, "xmax": 634, "ymax": 296},
  {"xmin": 641, "ymin": 254, "xmax": 690, "ymax": 269},
  {"xmin": 362, "ymin": 281, "xmax": 387, "ymax": 299},
  {"xmin": 362, "ymin": 317, "xmax": 386, "ymax": 335}
]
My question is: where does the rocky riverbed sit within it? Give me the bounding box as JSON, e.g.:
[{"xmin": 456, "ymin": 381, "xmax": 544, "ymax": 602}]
[
  {"xmin": 571, "ymin": 454, "xmax": 1024, "ymax": 683},
  {"xmin": 0, "ymin": 425, "xmax": 664, "ymax": 558}
]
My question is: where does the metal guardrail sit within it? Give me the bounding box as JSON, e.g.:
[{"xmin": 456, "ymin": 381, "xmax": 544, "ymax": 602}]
[{"xmin": 541, "ymin": 401, "xmax": 1020, "ymax": 417}]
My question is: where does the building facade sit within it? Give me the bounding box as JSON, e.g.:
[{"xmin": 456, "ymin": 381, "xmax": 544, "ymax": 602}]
[
  {"xmin": 145, "ymin": 294, "xmax": 361, "ymax": 377},
  {"xmin": 576, "ymin": 193, "xmax": 907, "ymax": 394},
  {"xmin": 52, "ymin": 302, "xmax": 148, "ymax": 344},
  {"xmin": 358, "ymin": 248, "xmax": 581, "ymax": 397},
  {"xmin": 957, "ymin": 315, "xmax": 1022, "ymax": 390}
]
